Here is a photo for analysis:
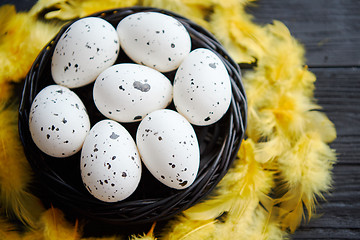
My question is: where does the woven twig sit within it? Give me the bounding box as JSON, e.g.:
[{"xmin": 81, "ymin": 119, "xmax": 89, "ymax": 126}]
[{"xmin": 18, "ymin": 6, "xmax": 247, "ymax": 225}]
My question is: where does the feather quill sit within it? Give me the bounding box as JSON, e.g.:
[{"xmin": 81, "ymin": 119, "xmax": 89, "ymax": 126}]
[
  {"xmin": 172, "ymin": 140, "xmax": 278, "ymax": 239},
  {"xmin": 184, "ymin": 140, "xmax": 274, "ymax": 221},
  {"xmin": 129, "ymin": 222, "xmax": 157, "ymax": 240},
  {"xmin": 161, "ymin": 216, "xmax": 215, "ymax": 240}
]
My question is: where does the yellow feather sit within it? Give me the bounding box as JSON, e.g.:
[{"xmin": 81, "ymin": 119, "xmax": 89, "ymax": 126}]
[
  {"xmin": 276, "ymin": 132, "xmax": 336, "ymax": 232},
  {"xmin": 210, "ymin": 3, "xmax": 266, "ymax": 63},
  {"xmin": 0, "ymin": 101, "xmax": 45, "ymax": 228},
  {"xmin": 129, "ymin": 233, "xmax": 156, "ymax": 239},
  {"xmin": 129, "ymin": 222, "xmax": 157, "ymax": 240},
  {"xmin": 29, "ymin": 0, "xmax": 67, "ymax": 17},
  {"xmin": 184, "ymin": 140, "xmax": 274, "ymax": 221},
  {"xmin": 261, "ymin": 220, "xmax": 289, "ymax": 240},
  {"xmin": 141, "ymin": 0, "xmax": 212, "ymax": 29},
  {"xmin": 0, "ymin": 216, "xmax": 22, "ymax": 240},
  {"xmin": 276, "ymin": 189, "xmax": 305, "ymax": 233},
  {"xmin": 210, "ymin": 199, "xmax": 258, "ymax": 239},
  {"xmin": 305, "ymin": 111, "xmax": 336, "ymax": 143},
  {"xmin": 33, "ymin": 207, "xmax": 81, "ymax": 240},
  {"xmin": 0, "ymin": 5, "xmax": 60, "ymax": 85},
  {"xmin": 278, "ymin": 132, "xmax": 336, "ymax": 193},
  {"xmin": 161, "ymin": 216, "xmax": 215, "ymax": 240},
  {"xmin": 41, "ymin": 0, "xmax": 138, "ymax": 20},
  {"xmin": 0, "ymin": 82, "xmax": 14, "ymax": 102},
  {"xmin": 209, "ymin": 195, "xmax": 285, "ymax": 240},
  {"xmin": 254, "ymin": 135, "xmax": 289, "ymax": 164},
  {"xmin": 179, "ymin": 140, "xmax": 279, "ymax": 239},
  {"xmin": 82, "ymin": 237, "xmax": 122, "ymax": 240},
  {"xmin": 0, "ymin": 0, "xmax": 338, "ymax": 239}
]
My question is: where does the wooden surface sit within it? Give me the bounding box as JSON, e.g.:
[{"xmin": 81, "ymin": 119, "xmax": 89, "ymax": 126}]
[
  {"xmin": 5, "ymin": 0, "xmax": 360, "ymax": 239},
  {"xmin": 247, "ymin": 1, "xmax": 360, "ymax": 239}
]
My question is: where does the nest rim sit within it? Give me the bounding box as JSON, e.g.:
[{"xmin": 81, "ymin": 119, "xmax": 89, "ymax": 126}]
[{"xmin": 18, "ymin": 6, "xmax": 247, "ymax": 225}]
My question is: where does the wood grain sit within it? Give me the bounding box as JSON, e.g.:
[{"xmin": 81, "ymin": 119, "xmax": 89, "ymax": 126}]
[
  {"xmin": 312, "ymin": 67, "xmax": 360, "ymax": 165},
  {"xmin": 247, "ymin": 0, "xmax": 360, "ymax": 67},
  {"xmin": 287, "ymin": 66, "xmax": 360, "ymax": 238},
  {"xmin": 4, "ymin": 0, "xmax": 360, "ymax": 239},
  {"xmin": 293, "ymin": 165, "xmax": 360, "ymax": 239},
  {"xmin": 246, "ymin": 0, "xmax": 360, "ymax": 238}
]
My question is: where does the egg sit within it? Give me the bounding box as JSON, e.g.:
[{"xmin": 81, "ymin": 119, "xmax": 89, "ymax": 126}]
[
  {"xmin": 51, "ymin": 17, "xmax": 119, "ymax": 88},
  {"xmin": 29, "ymin": 85, "xmax": 90, "ymax": 158},
  {"xmin": 117, "ymin": 12, "xmax": 191, "ymax": 72},
  {"xmin": 93, "ymin": 63, "xmax": 173, "ymax": 122},
  {"xmin": 173, "ymin": 48, "xmax": 232, "ymax": 126},
  {"xmin": 136, "ymin": 109, "xmax": 199, "ymax": 189},
  {"xmin": 81, "ymin": 119, "xmax": 142, "ymax": 202}
]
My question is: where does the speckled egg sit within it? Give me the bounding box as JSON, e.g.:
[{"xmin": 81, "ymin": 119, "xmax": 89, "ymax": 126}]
[
  {"xmin": 81, "ymin": 119, "xmax": 142, "ymax": 202},
  {"xmin": 173, "ymin": 48, "xmax": 232, "ymax": 126},
  {"xmin": 29, "ymin": 85, "xmax": 90, "ymax": 158},
  {"xmin": 136, "ymin": 109, "xmax": 199, "ymax": 189},
  {"xmin": 93, "ymin": 63, "xmax": 173, "ymax": 122},
  {"xmin": 116, "ymin": 12, "xmax": 191, "ymax": 72},
  {"xmin": 51, "ymin": 17, "xmax": 119, "ymax": 88}
]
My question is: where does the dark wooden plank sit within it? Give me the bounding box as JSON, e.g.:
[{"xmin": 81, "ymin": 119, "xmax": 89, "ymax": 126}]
[
  {"xmin": 312, "ymin": 67, "xmax": 360, "ymax": 165},
  {"xmin": 2, "ymin": 0, "xmax": 36, "ymax": 11},
  {"xmin": 293, "ymin": 67, "xmax": 360, "ymax": 237},
  {"xmin": 293, "ymin": 165, "xmax": 360, "ymax": 239},
  {"xmin": 4, "ymin": 0, "xmax": 360, "ymax": 239},
  {"xmin": 293, "ymin": 229, "xmax": 360, "ymax": 240},
  {"xmin": 247, "ymin": 0, "xmax": 360, "ymax": 67},
  {"xmin": 7, "ymin": 0, "xmax": 360, "ymax": 67}
]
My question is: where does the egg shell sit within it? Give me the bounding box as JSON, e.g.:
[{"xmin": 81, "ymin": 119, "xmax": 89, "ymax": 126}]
[
  {"xmin": 93, "ymin": 63, "xmax": 173, "ymax": 122},
  {"xmin": 81, "ymin": 119, "xmax": 142, "ymax": 202},
  {"xmin": 29, "ymin": 85, "xmax": 90, "ymax": 158},
  {"xmin": 117, "ymin": 12, "xmax": 191, "ymax": 72},
  {"xmin": 51, "ymin": 17, "xmax": 120, "ymax": 88},
  {"xmin": 173, "ymin": 48, "xmax": 232, "ymax": 126},
  {"xmin": 136, "ymin": 109, "xmax": 199, "ymax": 189}
]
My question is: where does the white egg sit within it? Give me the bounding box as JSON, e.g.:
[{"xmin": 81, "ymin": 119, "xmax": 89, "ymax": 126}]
[
  {"xmin": 173, "ymin": 48, "xmax": 232, "ymax": 126},
  {"xmin": 136, "ymin": 109, "xmax": 199, "ymax": 189},
  {"xmin": 51, "ymin": 17, "xmax": 119, "ymax": 88},
  {"xmin": 117, "ymin": 12, "xmax": 191, "ymax": 72},
  {"xmin": 81, "ymin": 119, "xmax": 142, "ymax": 202},
  {"xmin": 93, "ymin": 63, "xmax": 173, "ymax": 122},
  {"xmin": 29, "ymin": 85, "xmax": 90, "ymax": 158}
]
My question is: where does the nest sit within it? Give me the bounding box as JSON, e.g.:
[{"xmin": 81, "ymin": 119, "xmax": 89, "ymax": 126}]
[{"xmin": 18, "ymin": 6, "xmax": 247, "ymax": 225}]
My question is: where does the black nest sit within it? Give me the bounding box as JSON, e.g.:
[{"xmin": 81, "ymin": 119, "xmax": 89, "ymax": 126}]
[{"xmin": 18, "ymin": 6, "xmax": 247, "ymax": 226}]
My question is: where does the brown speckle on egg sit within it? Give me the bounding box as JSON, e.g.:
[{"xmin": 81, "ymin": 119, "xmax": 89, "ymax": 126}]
[{"xmin": 179, "ymin": 181, "xmax": 188, "ymax": 187}]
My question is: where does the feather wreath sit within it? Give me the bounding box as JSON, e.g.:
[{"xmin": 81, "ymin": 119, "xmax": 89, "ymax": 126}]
[{"xmin": 0, "ymin": 0, "xmax": 336, "ymax": 239}]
